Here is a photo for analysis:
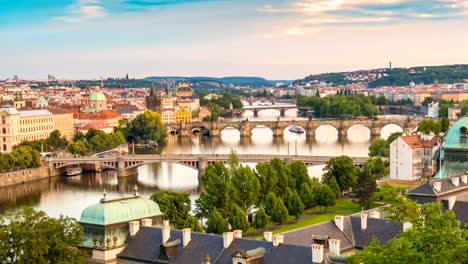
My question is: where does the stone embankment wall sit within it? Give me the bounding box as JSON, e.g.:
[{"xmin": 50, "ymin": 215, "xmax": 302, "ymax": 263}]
[{"xmin": 0, "ymin": 167, "xmax": 50, "ymax": 188}]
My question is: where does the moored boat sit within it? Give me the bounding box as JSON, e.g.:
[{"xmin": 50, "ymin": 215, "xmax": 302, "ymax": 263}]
[
  {"xmin": 66, "ymin": 166, "xmax": 82, "ymax": 176},
  {"xmin": 289, "ymin": 126, "xmax": 304, "ymax": 134}
]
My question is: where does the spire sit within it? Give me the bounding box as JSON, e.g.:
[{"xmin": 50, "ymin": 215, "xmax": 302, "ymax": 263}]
[
  {"xmin": 100, "ymin": 189, "xmax": 107, "ymax": 203},
  {"xmin": 133, "ymin": 185, "xmax": 139, "ymax": 196}
]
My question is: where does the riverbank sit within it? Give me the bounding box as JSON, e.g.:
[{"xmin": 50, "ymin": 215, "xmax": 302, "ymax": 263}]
[{"xmin": 0, "ymin": 167, "xmax": 50, "ymax": 188}]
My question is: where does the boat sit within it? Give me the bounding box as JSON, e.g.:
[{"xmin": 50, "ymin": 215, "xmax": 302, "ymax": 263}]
[
  {"xmin": 66, "ymin": 166, "xmax": 82, "ymax": 176},
  {"xmin": 289, "ymin": 126, "xmax": 304, "ymax": 134}
]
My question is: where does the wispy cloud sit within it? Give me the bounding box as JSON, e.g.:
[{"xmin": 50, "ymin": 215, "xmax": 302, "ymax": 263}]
[{"xmin": 54, "ymin": 0, "xmax": 107, "ymax": 23}]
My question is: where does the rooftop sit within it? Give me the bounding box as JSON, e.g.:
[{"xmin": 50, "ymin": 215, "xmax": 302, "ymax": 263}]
[{"xmin": 18, "ymin": 109, "xmax": 52, "ymax": 117}]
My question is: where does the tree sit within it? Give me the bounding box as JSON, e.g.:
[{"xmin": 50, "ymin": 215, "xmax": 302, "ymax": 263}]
[
  {"xmin": 364, "ymin": 157, "xmax": 389, "ymax": 180},
  {"xmin": 254, "ymin": 207, "xmax": 269, "ymax": 229},
  {"xmin": 368, "ymin": 138, "xmax": 390, "ymax": 157},
  {"xmin": 150, "ymin": 191, "xmax": 192, "ymax": 229},
  {"xmin": 195, "ymin": 162, "xmax": 233, "ymax": 218},
  {"xmin": 206, "ymin": 208, "xmax": 227, "ymax": 234},
  {"xmin": 271, "ymin": 198, "xmax": 289, "ymax": 224},
  {"xmin": 386, "ymin": 132, "xmax": 403, "ymax": 144},
  {"xmin": 287, "ymin": 161, "xmax": 309, "ymax": 191},
  {"xmin": 270, "ymin": 158, "xmax": 292, "ymax": 196},
  {"xmin": 47, "ymin": 130, "xmax": 68, "ymax": 150},
  {"xmin": 73, "ymin": 131, "xmax": 85, "ymax": 142},
  {"xmin": 316, "ymin": 185, "xmax": 336, "ymax": 211},
  {"xmin": 349, "ymin": 192, "xmax": 468, "ymax": 263},
  {"xmin": 299, "ymin": 183, "xmax": 315, "ymax": 209},
  {"xmin": 417, "ymin": 118, "xmax": 441, "ymax": 135},
  {"xmin": 228, "ymin": 149, "xmax": 239, "ymax": 172},
  {"xmin": 440, "ymin": 117, "xmax": 450, "ymax": 132},
  {"xmin": 322, "ymin": 156, "xmax": 358, "ymax": 192},
  {"xmin": 13, "ymin": 146, "xmax": 41, "ymax": 168},
  {"xmin": 228, "ymin": 205, "xmax": 249, "ymax": 232},
  {"xmin": 287, "ymin": 191, "xmax": 305, "ymax": 220},
  {"xmin": 231, "ymin": 165, "xmax": 260, "ymax": 211},
  {"xmin": 255, "ymin": 162, "xmax": 278, "ymax": 204},
  {"xmin": 67, "ymin": 140, "xmax": 90, "ymax": 156},
  {"xmin": 0, "ymin": 207, "xmax": 83, "ymax": 263},
  {"xmin": 354, "ymin": 169, "xmax": 377, "ymax": 209},
  {"xmin": 125, "ymin": 110, "xmax": 167, "ymax": 143},
  {"xmin": 264, "ymin": 192, "xmax": 277, "ymax": 217},
  {"xmin": 326, "ymin": 176, "xmax": 341, "ymax": 199},
  {"xmin": 183, "ymin": 215, "xmax": 203, "ymax": 232},
  {"xmin": 421, "ymin": 96, "xmax": 434, "ymax": 107}
]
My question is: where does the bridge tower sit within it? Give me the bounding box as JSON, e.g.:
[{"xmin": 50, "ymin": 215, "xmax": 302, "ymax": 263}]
[{"xmin": 240, "ymin": 120, "xmax": 253, "ymax": 137}]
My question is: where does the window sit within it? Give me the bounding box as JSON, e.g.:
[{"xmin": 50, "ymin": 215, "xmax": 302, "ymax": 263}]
[{"xmin": 3, "ymin": 144, "xmax": 6, "ymax": 151}]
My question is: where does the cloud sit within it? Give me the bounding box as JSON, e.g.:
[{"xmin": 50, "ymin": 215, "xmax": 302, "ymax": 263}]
[
  {"xmin": 283, "ymin": 26, "xmax": 321, "ymax": 36},
  {"xmin": 53, "ymin": 0, "xmax": 107, "ymax": 23}
]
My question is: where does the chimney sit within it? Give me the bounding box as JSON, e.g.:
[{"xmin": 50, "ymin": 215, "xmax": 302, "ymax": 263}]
[
  {"xmin": 403, "ymin": 222, "xmax": 412, "ymax": 231},
  {"xmin": 263, "ymin": 231, "xmax": 273, "ymax": 242},
  {"xmin": 369, "ymin": 210, "xmax": 380, "ymax": 219},
  {"xmin": 328, "ymin": 239, "xmax": 340, "ymax": 256},
  {"xmin": 311, "ymin": 244, "xmax": 324, "ymax": 264},
  {"xmin": 272, "ymin": 235, "xmax": 284, "ymax": 247},
  {"xmin": 223, "ymin": 232, "xmax": 233, "ymax": 248},
  {"xmin": 334, "ymin": 215, "xmax": 344, "ymax": 232},
  {"xmin": 162, "ymin": 221, "xmax": 171, "ymax": 244},
  {"xmin": 233, "ymin": 230, "xmax": 243, "ymax": 239},
  {"xmin": 182, "ymin": 228, "xmax": 191, "ymax": 247},
  {"xmin": 433, "ymin": 181, "xmax": 441, "ymax": 192},
  {"xmin": 129, "ymin": 221, "xmax": 140, "ymax": 236},
  {"xmin": 360, "ymin": 214, "xmax": 368, "ymax": 230},
  {"xmin": 448, "ymin": 195, "xmax": 457, "ymax": 210},
  {"xmin": 461, "ymin": 174, "xmax": 467, "ymax": 184},
  {"xmin": 451, "ymin": 177, "xmax": 460, "ymax": 187},
  {"xmin": 141, "ymin": 218, "xmax": 152, "ymax": 227}
]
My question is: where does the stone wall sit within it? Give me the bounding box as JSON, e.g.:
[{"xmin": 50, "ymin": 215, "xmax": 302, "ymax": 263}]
[{"xmin": 0, "ymin": 166, "xmax": 50, "ymax": 188}]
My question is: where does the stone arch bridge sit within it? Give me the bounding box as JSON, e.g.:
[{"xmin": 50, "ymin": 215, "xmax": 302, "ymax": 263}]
[
  {"xmin": 47, "ymin": 154, "xmax": 368, "ymax": 178},
  {"xmin": 167, "ymin": 117, "xmax": 421, "ymax": 139}
]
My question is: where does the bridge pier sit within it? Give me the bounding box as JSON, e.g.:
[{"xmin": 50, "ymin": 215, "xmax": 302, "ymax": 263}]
[
  {"xmin": 48, "ymin": 160, "xmax": 61, "ymax": 177},
  {"xmin": 370, "ymin": 127, "xmax": 382, "ymax": 139},
  {"xmin": 272, "ymin": 126, "xmax": 284, "ymax": 138},
  {"xmin": 253, "ymin": 109, "xmax": 259, "ymax": 117},
  {"xmin": 117, "ymin": 157, "xmax": 138, "ymax": 178},
  {"xmin": 338, "ymin": 128, "xmax": 348, "ymax": 140},
  {"xmin": 280, "ymin": 109, "xmax": 285, "ymax": 117}
]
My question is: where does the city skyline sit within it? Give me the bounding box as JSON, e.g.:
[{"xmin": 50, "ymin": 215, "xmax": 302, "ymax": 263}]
[{"xmin": 2, "ymin": 0, "xmax": 468, "ymax": 80}]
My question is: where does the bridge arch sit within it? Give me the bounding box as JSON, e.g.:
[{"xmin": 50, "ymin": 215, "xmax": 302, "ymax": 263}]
[
  {"xmin": 380, "ymin": 123, "xmax": 405, "ymax": 139},
  {"xmin": 125, "ymin": 160, "xmax": 202, "ymax": 171},
  {"xmin": 55, "ymin": 161, "xmax": 117, "ymax": 170},
  {"xmin": 346, "ymin": 123, "xmax": 371, "ymax": 139},
  {"xmin": 314, "ymin": 123, "xmax": 340, "ymax": 139},
  {"xmin": 257, "ymin": 108, "xmax": 281, "ymax": 116},
  {"xmin": 167, "ymin": 127, "xmax": 179, "ymax": 135},
  {"xmin": 191, "ymin": 126, "xmax": 210, "ymax": 136}
]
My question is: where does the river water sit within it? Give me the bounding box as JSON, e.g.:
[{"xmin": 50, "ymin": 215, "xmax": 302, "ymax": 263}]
[{"xmin": 0, "ymin": 108, "xmax": 404, "ymax": 219}]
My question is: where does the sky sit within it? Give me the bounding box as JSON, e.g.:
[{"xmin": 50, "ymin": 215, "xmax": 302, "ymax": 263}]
[{"xmin": 1, "ymin": 0, "xmax": 468, "ymax": 80}]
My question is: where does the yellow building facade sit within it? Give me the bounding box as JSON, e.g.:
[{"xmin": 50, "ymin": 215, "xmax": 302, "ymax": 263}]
[{"xmin": 174, "ymin": 107, "xmax": 192, "ymax": 123}]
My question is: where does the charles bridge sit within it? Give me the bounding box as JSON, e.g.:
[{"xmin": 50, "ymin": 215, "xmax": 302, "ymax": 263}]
[
  {"xmin": 166, "ymin": 117, "xmax": 421, "ymax": 139},
  {"xmin": 46, "ymin": 154, "xmax": 368, "ymax": 178}
]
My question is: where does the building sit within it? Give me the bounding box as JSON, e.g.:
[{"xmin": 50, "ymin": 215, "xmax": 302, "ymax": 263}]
[
  {"xmin": 427, "ymin": 101, "xmax": 439, "ymax": 118},
  {"xmin": 436, "ymin": 117, "xmax": 468, "ymax": 178},
  {"xmin": 175, "ymin": 83, "xmax": 194, "ymax": 99},
  {"xmin": 408, "ymin": 173, "xmax": 468, "ymax": 204},
  {"xmin": 174, "ymin": 106, "xmax": 192, "ymax": 123},
  {"xmin": 161, "ymin": 108, "xmax": 175, "ymax": 124},
  {"xmin": 74, "ymin": 110, "xmax": 121, "ymax": 134},
  {"xmin": 414, "ymin": 92, "xmax": 432, "ymax": 105},
  {"xmin": 35, "ymin": 96, "xmax": 48, "ymax": 108},
  {"xmin": 48, "ymin": 107, "xmax": 74, "ymax": 141},
  {"xmin": 79, "ymin": 188, "xmax": 163, "ymax": 264},
  {"xmin": 448, "ymin": 105, "xmax": 462, "ymax": 120},
  {"xmin": 390, "ymin": 134, "xmax": 439, "ymax": 181},
  {"xmin": 198, "ymin": 107, "xmax": 211, "ymax": 122},
  {"xmin": 176, "ymin": 98, "xmax": 200, "ymax": 112},
  {"xmin": 0, "ymin": 106, "xmax": 63, "ymax": 152},
  {"xmin": 145, "ymin": 87, "xmax": 163, "ymax": 112},
  {"xmin": 88, "ymin": 90, "xmax": 108, "ymax": 112}
]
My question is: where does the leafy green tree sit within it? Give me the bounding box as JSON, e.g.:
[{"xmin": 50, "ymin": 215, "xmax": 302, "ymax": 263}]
[
  {"xmin": 369, "ymin": 138, "xmax": 390, "ymax": 157},
  {"xmin": 195, "ymin": 162, "xmax": 233, "ymax": 218},
  {"xmin": 73, "ymin": 131, "xmax": 85, "ymax": 142},
  {"xmin": 270, "ymin": 158, "xmax": 292, "ymax": 196},
  {"xmin": 440, "ymin": 117, "xmax": 450, "ymax": 132},
  {"xmin": 349, "ymin": 192, "xmax": 468, "ymax": 263},
  {"xmin": 326, "ymin": 176, "xmax": 341, "ymax": 199},
  {"xmin": 287, "ymin": 191, "xmax": 305, "ymax": 220},
  {"xmin": 228, "ymin": 205, "xmax": 249, "ymax": 232},
  {"xmin": 0, "ymin": 207, "xmax": 83, "ymax": 263},
  {"xmin": 354, "ymin": 169, "xmax": 377, "ymax": 209},
  {"xmin": 67, "ymin": 140, "xmax": 91, "ymax": 156},
  {"xmin": 255, "ymin": 162, "xmax": 278, "ymax": 204},
  {"xmin": 386, "ymin": 132, "xmax": 403, "ymax": 144},
  {"xmin": 206, "ymin": 208, "xmax": 227, "ymax": 235},
  {"xmin": 299, "ymin": 183, "xmax": 316, "ymax": 209},
  {"xmin": 264, "ymin": 192, "xmax": 277, "ymax": 217},
  {"xmin": 150, "ymin": 191, "xmax": 192, "ymax": 229},
  {"xmin": 46, "ymin": 130, "xmax": 68, "ymax": 150},
  {"xmin": 316, "ymin": 185, "xmax": 336, "ymax": 212},
  {"xmin": 417, "ymin": 118, "xmax": 442, "ymax": 135},
  {"xmin": 231, "ymin": 165, "xmax": 261, "ymax": 211},
  {"xmin": 125, "ymin": 110, "xmax": 167, "ymax": 143},
  {"xmin": 13, "ymin": 146, "xmax": 41, "ymax": 168},
  {"xmin": 364, "ymin": 157, "xmax": 389, "ymax": 180},
  {"xmin": 254, "ymin": 207, "xmax": 269, "ymax": 229},
  {"xmin": 183, "ymin": 215, "xmax": 203, "ymax": 232},
  {"xmin": 421, "ymin": 97, "xmax": 434, "ymax": 107},
  {"xmin": 271, "ymin": 198, "xmax": 289, "ymax": 224},
  {"xmin": 287, "ymin": 160, "xmax": 309, "ymax": 191},
  {"xmin": 228, "ymin": 149, "xmax": 239, "ymax": 172},
  {"xmin": 322, "ymin": 156, "xmax": 358, "ymax": 192}
]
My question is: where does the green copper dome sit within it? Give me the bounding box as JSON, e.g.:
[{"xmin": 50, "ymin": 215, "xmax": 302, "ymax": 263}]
[
  {"xmin": 36, "ymin": 96, "xmax": 47, "ymax": 104},
  {"xmin": 89, "ymin": 91, "xmax": 106, "ymax": 102},
  {"xmin": 80, "ymin": 195, "xmax": 162, "ymax": 225},
  {"xmin": 443, "ymin": 116, "xmax": 468, "ymax": 150}
]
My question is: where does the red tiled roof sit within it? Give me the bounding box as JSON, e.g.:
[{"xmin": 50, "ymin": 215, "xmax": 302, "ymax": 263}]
[
  {"xmin": 75, "ymin": 109, "xmax": 121, "ymax": 120},
  {"xmin": 401, "ymin": 135, "xmax": 439, "ymax": 149}
]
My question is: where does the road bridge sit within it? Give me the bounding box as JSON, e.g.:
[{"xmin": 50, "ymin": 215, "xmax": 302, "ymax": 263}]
[
  {"xmin": 46, "ymin": 154, "xmax": 368, "ymax": 178},
  {"xmin": 242, "ymin": 104, "xmax": 298, "ymax": 117},
  {"xmin": 165, "ymin": 117, "xmax": 421, "ymax": 139}
]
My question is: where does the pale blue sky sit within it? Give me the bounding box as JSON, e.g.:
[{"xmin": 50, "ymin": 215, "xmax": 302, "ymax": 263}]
[{"xmin": 1, "ymin": 0, "xmax": 468, "ymax": 80}]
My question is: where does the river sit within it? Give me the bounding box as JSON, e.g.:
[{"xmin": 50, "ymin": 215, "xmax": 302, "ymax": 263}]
[{"xmin": 0, "ymin": 108, "xmax": 404, "ymax": 219}]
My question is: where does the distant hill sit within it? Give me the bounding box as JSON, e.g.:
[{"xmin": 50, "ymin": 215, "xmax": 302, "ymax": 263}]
[
  {"xmin": 144, "ymin": 76, "xmax": 291, "ymax": 88},
  {"xmin": 298, "ymin": 64, "xmax": 468, "ymax": 88}
]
